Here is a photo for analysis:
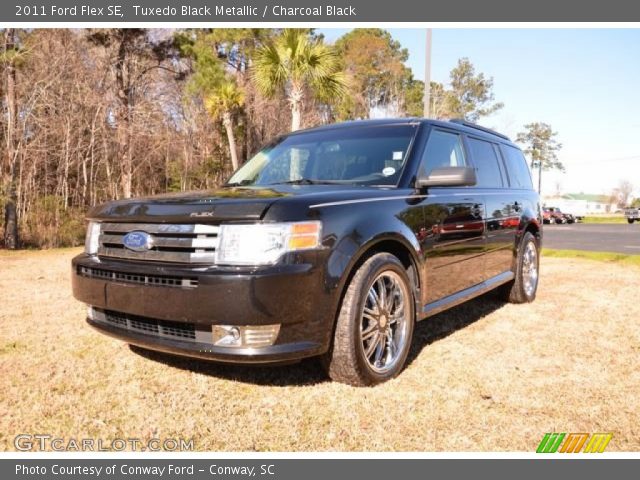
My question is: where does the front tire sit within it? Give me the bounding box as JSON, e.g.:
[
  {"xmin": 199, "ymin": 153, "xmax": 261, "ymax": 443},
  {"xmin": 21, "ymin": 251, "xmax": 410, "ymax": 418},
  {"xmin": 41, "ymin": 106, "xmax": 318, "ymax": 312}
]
[
  {"xmin": 324, "ymin": 253, "xmax": 415, "ymax": 386},
  {"xmin": 628, "ymin": 219, "xmax": 635, "ymax": 224},
  {"xmin": 498, "ymin": 231, "xmax": 540, "ymax": 304}
]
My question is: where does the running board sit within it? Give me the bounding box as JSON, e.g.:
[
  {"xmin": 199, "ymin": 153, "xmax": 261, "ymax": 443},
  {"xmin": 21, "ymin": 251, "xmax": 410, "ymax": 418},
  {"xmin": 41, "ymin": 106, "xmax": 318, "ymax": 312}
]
[{"xmin": 421, "ymin": 271, "xmax": 515, "ymax": 319}]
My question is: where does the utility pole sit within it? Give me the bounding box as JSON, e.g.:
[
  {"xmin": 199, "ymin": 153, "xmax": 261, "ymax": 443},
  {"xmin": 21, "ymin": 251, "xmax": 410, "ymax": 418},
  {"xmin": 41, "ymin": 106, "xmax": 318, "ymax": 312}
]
[
  {"xmin": 538, "ymin": 162, "xmax": 542, "ymax": 194},
  {"xmin": 423, "ymin": 28, "xmax": 432, "ymax": 118}
]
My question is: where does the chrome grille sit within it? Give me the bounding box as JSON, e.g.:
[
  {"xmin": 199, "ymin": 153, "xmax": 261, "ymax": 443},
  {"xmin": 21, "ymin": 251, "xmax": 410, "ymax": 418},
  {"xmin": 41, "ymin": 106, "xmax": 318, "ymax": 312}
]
[
  {"xmin": 77, "ymin": 266, "xmax": 198, "ymax": 288},
  {"xmin": 97, "ymin": 223, "xmax": 219, "ymax": 263}
]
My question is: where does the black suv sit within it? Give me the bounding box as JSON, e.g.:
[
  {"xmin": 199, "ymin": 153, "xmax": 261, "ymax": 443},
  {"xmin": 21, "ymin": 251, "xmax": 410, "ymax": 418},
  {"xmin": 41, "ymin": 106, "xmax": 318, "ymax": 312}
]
[{"xmin": 72, "ymin": 119, "xmax": 542, "ymax": 386}]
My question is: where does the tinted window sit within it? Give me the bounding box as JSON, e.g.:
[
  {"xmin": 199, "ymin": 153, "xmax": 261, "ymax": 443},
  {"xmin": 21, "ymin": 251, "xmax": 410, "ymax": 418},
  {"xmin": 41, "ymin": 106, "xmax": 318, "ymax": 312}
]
[
  {"xmin": 467, "ymin": 137, "xmax": 504, "ymax": 188},
  {"xmin": 419, "ymin": 130, "xmax": 466, "ymax": 177},
  {"xmin": 500, "ymin": 145, "xmax": 533, "ymax": 189},
  {"xmin": 227, "ymin": 125, "xmax": 418, "ymax": 186}
]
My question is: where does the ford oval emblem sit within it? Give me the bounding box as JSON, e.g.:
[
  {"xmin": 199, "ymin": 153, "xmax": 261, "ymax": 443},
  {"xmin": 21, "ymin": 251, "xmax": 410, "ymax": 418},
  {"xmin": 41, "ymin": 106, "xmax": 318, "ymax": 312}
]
[{"xmin": 122, "ymin": 231, "xmax": 153, "ymax": 252}]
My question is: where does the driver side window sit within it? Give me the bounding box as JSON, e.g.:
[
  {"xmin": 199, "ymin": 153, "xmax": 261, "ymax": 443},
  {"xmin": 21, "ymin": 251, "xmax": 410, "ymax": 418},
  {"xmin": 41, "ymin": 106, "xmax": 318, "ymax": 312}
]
[{"xmin": 419, "ymin": 130, "xmax": 467, "ymax": 177}]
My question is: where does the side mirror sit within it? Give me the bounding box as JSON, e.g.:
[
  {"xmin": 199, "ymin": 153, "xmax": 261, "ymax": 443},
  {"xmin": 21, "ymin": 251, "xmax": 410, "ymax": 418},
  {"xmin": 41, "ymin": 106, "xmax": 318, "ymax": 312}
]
[{"xmin": 415, "ymin": 166, "xmax": 477, "ymax": 188}]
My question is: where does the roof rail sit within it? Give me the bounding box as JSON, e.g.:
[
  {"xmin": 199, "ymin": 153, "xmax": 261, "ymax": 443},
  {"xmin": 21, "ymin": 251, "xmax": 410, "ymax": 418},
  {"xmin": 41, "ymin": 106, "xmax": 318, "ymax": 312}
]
[{"xmin": 448, "ymin": 119, "xmax": 510, "ymax": 141}]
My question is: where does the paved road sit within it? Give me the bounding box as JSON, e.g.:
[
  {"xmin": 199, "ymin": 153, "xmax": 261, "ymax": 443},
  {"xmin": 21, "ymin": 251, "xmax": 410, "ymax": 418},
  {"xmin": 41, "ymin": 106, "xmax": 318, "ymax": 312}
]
[{"xmin": 542, "ymin": 223, "xmax": 640, "ymax": 254}]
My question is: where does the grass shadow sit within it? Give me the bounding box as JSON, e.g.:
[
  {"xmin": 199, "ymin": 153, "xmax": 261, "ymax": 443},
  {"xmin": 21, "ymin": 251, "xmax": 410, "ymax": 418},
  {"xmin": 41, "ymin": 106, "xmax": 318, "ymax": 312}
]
[
  {"xmin": 406, "ymin": 292, "xmax": 507, "ymax": 367},
  {"xmin": 129, "ymin": 344, "xmax": 329, "ymax": 387},
  {"xmin": 129, "ymin": 291, "xmax": 507, "ymax": 387}
]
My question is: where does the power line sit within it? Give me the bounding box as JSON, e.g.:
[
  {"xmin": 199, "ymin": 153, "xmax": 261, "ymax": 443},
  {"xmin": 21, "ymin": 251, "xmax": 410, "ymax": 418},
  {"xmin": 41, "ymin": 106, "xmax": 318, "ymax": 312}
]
[{"xmin": 562, "ymin": 155, "xmax": 640, "ymax": 165}]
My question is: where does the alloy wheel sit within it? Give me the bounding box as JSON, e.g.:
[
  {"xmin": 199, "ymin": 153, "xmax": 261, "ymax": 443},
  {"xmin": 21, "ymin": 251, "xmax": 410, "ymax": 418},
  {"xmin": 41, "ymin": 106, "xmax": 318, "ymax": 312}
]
[{"xmin": 360, "ymin": 271, "xmax": 411, "ymax": 374}]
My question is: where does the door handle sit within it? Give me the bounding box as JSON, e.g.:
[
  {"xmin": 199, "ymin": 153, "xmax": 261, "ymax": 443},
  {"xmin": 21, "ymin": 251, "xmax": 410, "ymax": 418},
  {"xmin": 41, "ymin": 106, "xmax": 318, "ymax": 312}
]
[{"xmin": 472, "ymin": 204, "xmax": 483, "ymax": 218}]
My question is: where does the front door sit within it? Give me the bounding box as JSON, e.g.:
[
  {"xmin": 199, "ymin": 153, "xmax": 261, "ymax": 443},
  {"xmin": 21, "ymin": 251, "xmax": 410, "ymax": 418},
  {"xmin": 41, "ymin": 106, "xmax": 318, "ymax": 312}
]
[{"xmin": 415, "ymin": 128, "xmax": 486, "ymax": 304}]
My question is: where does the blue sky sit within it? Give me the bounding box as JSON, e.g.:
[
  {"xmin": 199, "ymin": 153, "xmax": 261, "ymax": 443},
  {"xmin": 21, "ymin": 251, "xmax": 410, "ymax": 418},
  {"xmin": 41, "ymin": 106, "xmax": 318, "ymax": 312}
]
[{"xmin": 319, "ymin": 28, "xmax": 640, "ymax": 197}]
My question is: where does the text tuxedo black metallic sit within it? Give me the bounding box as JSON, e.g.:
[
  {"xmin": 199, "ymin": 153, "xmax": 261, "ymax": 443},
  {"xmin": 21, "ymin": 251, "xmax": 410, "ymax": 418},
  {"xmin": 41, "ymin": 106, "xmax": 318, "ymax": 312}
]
[{"xmin": 72, "ymin": 118, "xmax": 542, "ymax": 386}]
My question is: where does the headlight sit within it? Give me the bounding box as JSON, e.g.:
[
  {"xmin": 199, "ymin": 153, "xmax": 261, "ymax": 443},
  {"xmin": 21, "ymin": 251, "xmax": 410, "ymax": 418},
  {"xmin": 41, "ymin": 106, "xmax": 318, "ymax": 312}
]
[
  {"xmin": 84, "ymin": 221, "xmax": 101, "ymax": 255},
  {"xmin": 217, "ymin": 221, "xmax": 322, "ymax": 266}
]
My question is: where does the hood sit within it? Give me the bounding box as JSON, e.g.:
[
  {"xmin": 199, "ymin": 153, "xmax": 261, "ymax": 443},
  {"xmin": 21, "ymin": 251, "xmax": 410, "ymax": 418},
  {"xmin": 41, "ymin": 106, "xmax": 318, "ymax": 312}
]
[{"xmin": 87, "ymin": 184, "xmax": 402, "ymax": 223}]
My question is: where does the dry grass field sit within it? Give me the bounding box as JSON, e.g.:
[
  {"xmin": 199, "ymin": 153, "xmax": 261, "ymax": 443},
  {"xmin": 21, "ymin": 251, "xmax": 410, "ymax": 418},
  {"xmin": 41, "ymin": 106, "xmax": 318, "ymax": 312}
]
[{"xmin": 1, "ymin": 248, "xmax": 639, "ymax": 451}]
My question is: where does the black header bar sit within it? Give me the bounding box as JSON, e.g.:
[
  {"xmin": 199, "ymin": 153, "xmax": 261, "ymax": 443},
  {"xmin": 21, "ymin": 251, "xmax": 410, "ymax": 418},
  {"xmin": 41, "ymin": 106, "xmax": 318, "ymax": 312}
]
[{"xmin": 4, "ymin": 0, "xmax": 640, "ymax": 22}]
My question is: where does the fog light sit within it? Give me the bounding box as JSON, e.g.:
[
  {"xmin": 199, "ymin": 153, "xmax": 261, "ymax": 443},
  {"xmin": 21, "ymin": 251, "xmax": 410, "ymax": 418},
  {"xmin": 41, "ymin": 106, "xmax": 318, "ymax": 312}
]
[{"xmin": 211, "ymin": 324, "xmax": 280, "ymax": 348}]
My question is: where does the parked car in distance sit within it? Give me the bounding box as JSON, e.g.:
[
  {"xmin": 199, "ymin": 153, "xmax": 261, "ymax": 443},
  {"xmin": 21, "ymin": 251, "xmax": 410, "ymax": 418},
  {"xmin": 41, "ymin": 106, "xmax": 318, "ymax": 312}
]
[
  {"xmin": 548, "ymin": 200, "xmax": 586, "ymax": 222},
  {"xmin": 72, "ymin": 118, "xmax": 542, "ymax": 386},
  {"xmin": 625, "ymin": 206, "xmax": 640, "ymax": 224},
  {"xmin": 549, "ymin": 207, "xmax": 575, "ymax": 224},
  {"xmin": 542, "ymin": 206, "xmax": 564, "ymax": 224},
  {"xmin": 543, "ymin": 206, "xmax": 574, "ymax": 224}
]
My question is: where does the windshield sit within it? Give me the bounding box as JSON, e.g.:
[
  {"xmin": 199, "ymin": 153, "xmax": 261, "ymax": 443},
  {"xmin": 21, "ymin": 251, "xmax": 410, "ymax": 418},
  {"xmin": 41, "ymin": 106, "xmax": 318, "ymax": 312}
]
[{"xmin": 227, "ymin": 124, "xmax": 418, "ymax": 187}]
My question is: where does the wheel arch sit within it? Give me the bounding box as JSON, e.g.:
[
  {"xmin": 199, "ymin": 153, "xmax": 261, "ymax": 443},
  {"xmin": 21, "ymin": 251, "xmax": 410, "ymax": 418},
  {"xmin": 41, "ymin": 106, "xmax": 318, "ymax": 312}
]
[
  {"xmin": 517, "ymin": 204, "xmax": 543, "ymax": 246},
  {"xmin": 509, "ymin": 218, "xmax": 542, "ymax": 274},
  {"xmin": 524, "ymin": 220, "xmax": 541, "ymax": 241},
  {"xmin": 331, "ymin": 233, "xmax": 423, "ymax": 325}
]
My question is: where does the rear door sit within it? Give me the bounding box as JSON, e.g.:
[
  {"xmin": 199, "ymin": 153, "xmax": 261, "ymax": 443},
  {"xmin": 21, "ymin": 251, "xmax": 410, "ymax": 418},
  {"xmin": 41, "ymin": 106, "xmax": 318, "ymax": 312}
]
[
  {"xmin": 465, "ymin": 136, "xmax": 517, "ymax": 279},
  {"xmin": 416, "ymin": 128, "xmax": 486, "ymax": 303},
  {"xmin": 499, "ymin": 142, "xmax": 538, "ymax": 248}
]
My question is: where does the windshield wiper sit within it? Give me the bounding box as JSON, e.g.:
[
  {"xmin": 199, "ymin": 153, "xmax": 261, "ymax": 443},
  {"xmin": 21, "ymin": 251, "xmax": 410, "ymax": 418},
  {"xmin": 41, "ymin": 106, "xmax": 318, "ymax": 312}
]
[
  {"xmin": 225, "ymin": 179, "xmax": 255, "ymax": 187},
  {"xmin": 270, "ymin": 178, "xmax": 341, "ymax": 185}
]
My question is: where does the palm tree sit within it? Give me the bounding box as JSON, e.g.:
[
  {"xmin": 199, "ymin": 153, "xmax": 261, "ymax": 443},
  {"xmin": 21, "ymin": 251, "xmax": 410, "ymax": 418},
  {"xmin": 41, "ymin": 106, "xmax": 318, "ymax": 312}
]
[
  {"xmin": 252, "ymin": 29, "xmax": 346, "ymax": 131},
  {"xmin": 205, "ymin": 81, "xmax": 244, "ymax": 171}
]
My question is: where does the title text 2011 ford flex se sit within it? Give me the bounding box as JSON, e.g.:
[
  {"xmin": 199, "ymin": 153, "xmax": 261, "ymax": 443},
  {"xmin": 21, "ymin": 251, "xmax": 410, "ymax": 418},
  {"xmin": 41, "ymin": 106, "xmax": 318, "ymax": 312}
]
[{"xmin": 72, "ymin": 119, "xmax": 542, "ymax": 386}]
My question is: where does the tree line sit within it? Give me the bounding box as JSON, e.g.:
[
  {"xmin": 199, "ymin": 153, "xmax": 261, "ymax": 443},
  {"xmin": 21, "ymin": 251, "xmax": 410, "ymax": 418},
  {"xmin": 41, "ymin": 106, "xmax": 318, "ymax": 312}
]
[{"xmin": 1, "ymin": 28, "xmax": 543, "ymax": 249}]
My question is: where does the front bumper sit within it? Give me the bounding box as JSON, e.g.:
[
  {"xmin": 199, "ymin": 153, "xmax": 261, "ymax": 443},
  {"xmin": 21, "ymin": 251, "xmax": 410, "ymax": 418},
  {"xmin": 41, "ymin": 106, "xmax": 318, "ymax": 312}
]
[
  {"xmin": 87, "ymin": 316, "xmax": 321, "ymax": 364},
  {"xmin": 72, "ymin": 253, "xmax": 336, "ymax": 363}
]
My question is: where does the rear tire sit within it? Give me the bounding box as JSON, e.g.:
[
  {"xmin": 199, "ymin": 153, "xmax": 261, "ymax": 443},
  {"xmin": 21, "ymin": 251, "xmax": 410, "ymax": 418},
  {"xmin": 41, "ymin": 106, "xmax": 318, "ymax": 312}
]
[
  {"xmin": 497, "ymin": 231, "xmax": 540, "ymax": 304},
  {"xmin": 628, "ymin": 219, "xmax": 635, "ymax": 224},
  {"xmin": 324, "ymin": 253, "xmax": 415, "ymax": 386}
]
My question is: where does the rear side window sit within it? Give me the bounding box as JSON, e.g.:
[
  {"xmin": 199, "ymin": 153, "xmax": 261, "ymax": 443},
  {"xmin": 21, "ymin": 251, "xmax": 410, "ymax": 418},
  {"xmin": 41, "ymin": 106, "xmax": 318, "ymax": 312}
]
[
  {"xmin": 500, "ymin": 145, "xmax": 533, "ymax": 189},
  {"xmin": 419, "ymin": 130, "xmax": 466, "ymax": 176},
  {"xmin": 467, "ymin": 137, "xmax": 504, "ymax": 188}
]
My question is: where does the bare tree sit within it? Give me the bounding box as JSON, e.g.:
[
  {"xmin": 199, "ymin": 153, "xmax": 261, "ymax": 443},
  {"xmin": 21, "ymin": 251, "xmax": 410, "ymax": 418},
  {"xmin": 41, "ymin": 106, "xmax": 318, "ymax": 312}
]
[
  {"xmin": 1, "ymin": 29, "xmax": 21, "ymax": 248},
  {"xmin": 617, "ymin": 180, "xmax": 633, "ymax": 208}
]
